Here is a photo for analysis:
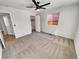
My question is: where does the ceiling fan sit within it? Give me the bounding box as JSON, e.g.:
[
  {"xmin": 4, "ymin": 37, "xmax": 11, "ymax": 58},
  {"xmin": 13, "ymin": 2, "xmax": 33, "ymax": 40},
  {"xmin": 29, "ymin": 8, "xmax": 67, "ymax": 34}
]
[{"xmin": 26, "ymin": 0, "xmax": 50, "ymax": 10}]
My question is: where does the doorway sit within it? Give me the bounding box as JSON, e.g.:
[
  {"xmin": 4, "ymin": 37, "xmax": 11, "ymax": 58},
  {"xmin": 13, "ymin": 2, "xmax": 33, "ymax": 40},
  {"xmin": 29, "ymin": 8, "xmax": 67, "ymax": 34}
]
[
  {"xmin": 31, "ymin": 16, "xmax": 36, "ymax": 32},
  {"xmin": 30, "ymin": 15, "xmax": 41, "ymax": 33},
  {"xmin": 0, "ymin": 13, "xmax": 15, "ymax": 42}
]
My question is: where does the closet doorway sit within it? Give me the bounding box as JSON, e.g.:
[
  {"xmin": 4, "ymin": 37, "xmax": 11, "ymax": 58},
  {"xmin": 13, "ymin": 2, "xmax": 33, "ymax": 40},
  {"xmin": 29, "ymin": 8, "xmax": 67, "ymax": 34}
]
[
  {"xmin": 31, "ymin": 16, "xmax": 36, "ymax": 32},
  {"xmin": 30, "ymin": 15, "xmax": 41, "ymax": 33}
]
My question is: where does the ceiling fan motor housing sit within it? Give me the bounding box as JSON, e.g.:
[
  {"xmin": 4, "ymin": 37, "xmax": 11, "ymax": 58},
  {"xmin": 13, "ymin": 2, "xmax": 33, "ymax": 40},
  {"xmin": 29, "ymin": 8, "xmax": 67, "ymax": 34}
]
[
  {"xmin": 32, "ymin": 0, "xmax": 50, "ymax": 10},
  {"xmin": 37, "ymin": 2, "xmax": 40, "ymax": 4}
]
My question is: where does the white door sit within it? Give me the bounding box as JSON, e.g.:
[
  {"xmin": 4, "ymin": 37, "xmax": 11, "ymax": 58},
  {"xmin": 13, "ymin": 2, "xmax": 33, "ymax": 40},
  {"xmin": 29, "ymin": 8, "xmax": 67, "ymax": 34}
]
[
  {"xmin": 3, "ymin": 15, "xmax": 15, "ymax": 35},
  {"xmin": 35, "ymin": 15, "xmax": 41, "ymax": 32},
  {"xmin": 12, "ymin": 13, "xmax": 31, "ymax": 38}
]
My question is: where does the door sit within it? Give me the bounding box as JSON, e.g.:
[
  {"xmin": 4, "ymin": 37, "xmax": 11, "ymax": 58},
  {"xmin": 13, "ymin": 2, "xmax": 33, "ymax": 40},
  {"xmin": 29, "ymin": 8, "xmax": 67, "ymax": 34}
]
[
  {"xmin": 12, "ymin": 12, "xmax": 31, "ymax": 38},
  {"xmin": 0, "ymin": 16, "xmax": 8, "ymax": 35},
  {"xmin": 35, "ymin": 15, "xmax": 41, "ymax": 32},
  {"xmin": 3, "ymin": 15, "xmax": 15, "ymax": 42},
  {"xmin": 31, "ymin": 16, "xmax": 36, "ymax": 32},
  {"xmin": 0, "ymin": 14, "xmax": 15, "ymax": 42},
  {"xmin": 3, "ymin": 15, "xmax": 15, "ymax": 35}
]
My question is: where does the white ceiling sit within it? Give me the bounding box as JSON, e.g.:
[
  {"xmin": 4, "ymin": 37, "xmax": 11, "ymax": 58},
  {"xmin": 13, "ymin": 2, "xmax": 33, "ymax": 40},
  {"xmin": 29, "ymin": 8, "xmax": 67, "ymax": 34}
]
[{"xmin": 0, "ymin": 0, "xmax": 78, "ymax": 11}]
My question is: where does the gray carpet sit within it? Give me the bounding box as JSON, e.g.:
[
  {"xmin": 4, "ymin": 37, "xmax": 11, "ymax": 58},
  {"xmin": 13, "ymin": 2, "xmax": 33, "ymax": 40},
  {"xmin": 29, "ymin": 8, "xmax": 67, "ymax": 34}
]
[{"xmin": 2, "ymin": 32, "xmax": 77, "ymax": 59}]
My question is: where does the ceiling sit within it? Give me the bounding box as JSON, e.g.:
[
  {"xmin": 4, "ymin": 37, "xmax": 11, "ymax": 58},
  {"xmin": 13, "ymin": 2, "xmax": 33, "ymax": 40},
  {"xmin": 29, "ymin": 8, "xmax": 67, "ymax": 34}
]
[{"xmin": 0, "ymin": 0, "xmax": 78, "ymax": 11}]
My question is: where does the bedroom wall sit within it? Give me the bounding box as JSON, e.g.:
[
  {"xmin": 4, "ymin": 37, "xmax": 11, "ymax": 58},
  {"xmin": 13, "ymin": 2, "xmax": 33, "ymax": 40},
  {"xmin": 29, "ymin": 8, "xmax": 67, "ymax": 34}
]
[
  {"xmin": 74, "ymin": 4, "xmax": 79, "ymax": 59},
  {"xmin": 0, "ymin": 6, "xmax": 32, "ymax": 38},
  {"xmin": 40, "ymin": 4, "xmax": 79, "ymax": 39},
  {"xmin": 74, "ymin": 25, "xmax": 79, "ymax": 59}
]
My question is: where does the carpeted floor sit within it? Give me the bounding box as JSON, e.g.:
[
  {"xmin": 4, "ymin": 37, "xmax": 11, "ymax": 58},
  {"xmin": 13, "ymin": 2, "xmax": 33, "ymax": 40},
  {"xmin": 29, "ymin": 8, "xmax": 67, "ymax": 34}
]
[{"xmin": 2, "ymin": 32, "xmax": 77, "ymax": 59}]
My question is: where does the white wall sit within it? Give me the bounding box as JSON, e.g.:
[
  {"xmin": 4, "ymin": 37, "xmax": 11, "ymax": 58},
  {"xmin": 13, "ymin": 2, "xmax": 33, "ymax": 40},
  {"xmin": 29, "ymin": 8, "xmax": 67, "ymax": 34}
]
[
  {"xmin": 74, "ymin": 25, "xmax": 79, "ymax": 59},
  {"xmin": 0, "ymin": 6, "xmax": 32, "ymax": 38},
  {"xmin": 74, "ymin": 4, "xmax": 79, "ymax": 59},
  {"xmin": 40, "ymin": 4, "xmax": 79, "ymax": 39}
]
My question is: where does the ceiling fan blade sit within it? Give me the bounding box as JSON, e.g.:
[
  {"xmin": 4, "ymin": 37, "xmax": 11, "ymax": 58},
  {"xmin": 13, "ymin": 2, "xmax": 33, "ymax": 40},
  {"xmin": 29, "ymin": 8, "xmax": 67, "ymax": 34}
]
[
  {"xmin": 41, "ymin": 7, "xmax": 46, "ymax": 9},
  {"xmin": 26, "ymin": 6, "xmax": 35, "ymax": 8},
  {"xmin": 40, "ymin": 3, "xmax": 50, "ymax": 7},
  {"xmin": 32, "ymin": 0, "xmax": 39, "ymax": 7}
]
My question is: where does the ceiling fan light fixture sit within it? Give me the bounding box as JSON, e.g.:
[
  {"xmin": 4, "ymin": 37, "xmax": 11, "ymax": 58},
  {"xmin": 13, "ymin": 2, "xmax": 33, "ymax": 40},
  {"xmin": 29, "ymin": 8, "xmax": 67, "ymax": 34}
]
[{"xmin": 36, "ymin": 9, "xmax": 40, "ymax": 11}]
